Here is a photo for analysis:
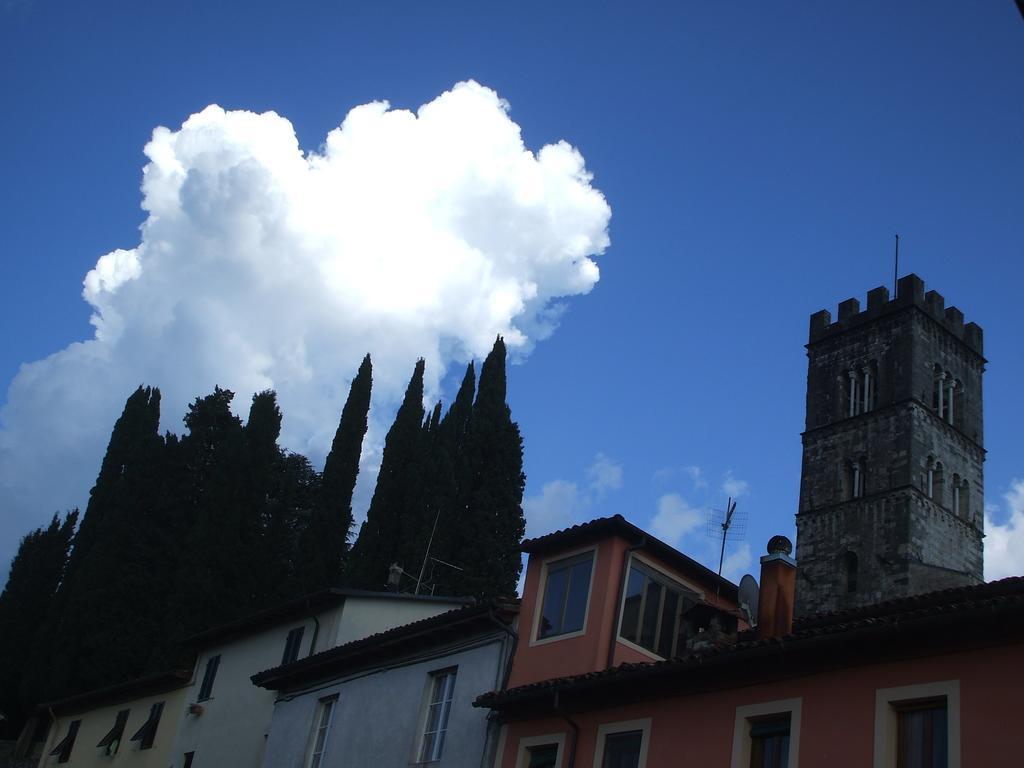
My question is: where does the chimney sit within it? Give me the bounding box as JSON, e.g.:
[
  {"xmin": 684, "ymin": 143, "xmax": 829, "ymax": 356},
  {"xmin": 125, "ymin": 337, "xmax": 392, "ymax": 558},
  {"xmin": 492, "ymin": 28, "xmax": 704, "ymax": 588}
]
[{"xmin": 758, "ymin": 535, "xmax": 796, "ymax": 640}]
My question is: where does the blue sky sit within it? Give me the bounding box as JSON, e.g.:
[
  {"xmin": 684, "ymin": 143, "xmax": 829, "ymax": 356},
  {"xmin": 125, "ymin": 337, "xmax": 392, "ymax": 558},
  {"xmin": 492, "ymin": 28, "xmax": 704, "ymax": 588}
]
[{"xmin": 1, "ymin": 1, "xmax": 1022, "ymax": 583}]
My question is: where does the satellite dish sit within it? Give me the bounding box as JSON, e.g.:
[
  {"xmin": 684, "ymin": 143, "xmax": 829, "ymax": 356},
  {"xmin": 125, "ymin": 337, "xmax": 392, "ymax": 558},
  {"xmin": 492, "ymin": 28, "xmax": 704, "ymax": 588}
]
[{"xmin": 738, "ymin": 574, "xmax": 759, "ymax": 627}]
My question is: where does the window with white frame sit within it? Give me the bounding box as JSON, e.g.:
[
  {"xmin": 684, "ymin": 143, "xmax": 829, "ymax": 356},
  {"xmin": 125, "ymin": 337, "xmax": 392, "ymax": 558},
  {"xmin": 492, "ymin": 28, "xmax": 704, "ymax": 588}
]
[
  {"xmin": 307, "ymin": 695, "xmax": 338, "ymax": 768},
  {"xmin": 730, "ymin": 698, "xmax": 802, "ymax": 768},
  {"xmin": 419, "ymin": 668, "xmax": 457, "ymax": 763},
  {"xmin": 873, "ymin": 680, "xmax": 959, "ymax": 768},
  {"xmin": 618, "ymin": 559, "xmax": 698, "ymax": 658},
  {"xmin": 593, "ymin": 719, "xmax": 650, "ymax": 768},
  {"xmin": 515, "ymin": 733, "xmax": 566, "ymax": 768},
  {"xmin": 537, "ymin": 551, "xmax": 594, "ymax": 640}
]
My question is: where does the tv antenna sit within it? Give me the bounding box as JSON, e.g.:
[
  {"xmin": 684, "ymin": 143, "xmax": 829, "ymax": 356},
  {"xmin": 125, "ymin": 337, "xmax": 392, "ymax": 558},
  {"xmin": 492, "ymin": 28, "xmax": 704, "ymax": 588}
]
[
  {"xmin": 414, "ymin": 507, "xmax": 464, "ymax": 595},
  {"xmin": 707, "ymin": 497, "xmax": 746, "ymax": 595}
]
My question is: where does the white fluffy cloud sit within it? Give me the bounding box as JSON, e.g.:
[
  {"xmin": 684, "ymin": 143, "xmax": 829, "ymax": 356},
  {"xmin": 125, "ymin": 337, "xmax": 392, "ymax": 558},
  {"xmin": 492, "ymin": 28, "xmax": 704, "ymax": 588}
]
[
  {"xmin": 587, "ymin": 452, "xmax": 623, "ymax": 496},
  {"xmin": 522, "ymin": 452, "xmax": 624, "ymax": 538},
  {"xmin": 523, "ymin": 480, "xmax": 584, "ymax": 539},
  {"xmin": 0, "ymin": 81, "xmax": 610, "ymax": 565},
  {"xmin": 721, "ymin": 470, "xmax": 749, "ymax": 499},
  {"xmin": 984, "ymin": 479, "xmax": 1024, "ymax": 581},
  {"xmin": 649, "ymin": 493, "xmax": 703, "ymax": 547}
]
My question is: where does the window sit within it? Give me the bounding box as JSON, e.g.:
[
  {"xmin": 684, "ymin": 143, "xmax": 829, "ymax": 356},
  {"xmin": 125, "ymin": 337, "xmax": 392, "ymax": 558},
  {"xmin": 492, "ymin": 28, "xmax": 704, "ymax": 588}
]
[
  {"xmin": 845, "ymin": 363, "xmax": 877, "ymax": 417},
  {"xmin": 896, "ymin": 700, "xmax": 947, "ymax": 768},
  {"xmin": 618, "ymin": 559, "xmax": 698, "ymax": 658},
  {"xmin": 842, "ymin": 551, "xmax": 859, "ymax": 594},
  {"xmin": 307, "ymin": 696, "xmax": 337, "ymax": 768},
  {"xmin": 594, "ymin": 719, "xmax": 650, "ymax": 768},
  {"xmin": 183, "ymin": 753, "xmax": 195, "ymax": 768},
  {"xmin": 282, "ymin": 626, "xmax": 305, "ymax": 665},
  {"xmin": 731, "ymin": 699, "xmax": 802, "ymax": 768},
  {"xmin": 197, "ymin": 654, "xmax": 220, "ymax": 701},
  {"xmin": 749, "ymin": 716, "xmax": 791, "ymax": 768},
  {"xmin": 419, "ymin": 668, "xmax": 457, "ymax": 763},
  {"xmin": 933, "ymin": 368, "xmax": 957, "ymax": 424},
  {"xmin": 130, "ymin": 701, "xmax": 165, "ymax": 750},
  {"xmin": 527, "ymin": 744, "xmax": 560, "ymax": 768},
  {"xmin": 49, "ymin": 720, "xmax": 80, "ymax": 764},
  {"xmin": 96, "ymin": 709, "xmax": 129, "ymax": 756},
  {"xmin": 846, "ymin": 460, "xmax": 865, "ymax": 500},
  {"xmin": 537, "ymin": 551, "xmax": 594, "ymax": 640},
  {"xmin": 874, "ymin": 681, "xmax": 959, "ymax": 768},
  {"xmin": 516, "ymin": 733, "xmax": 565, "ymax": 768}
]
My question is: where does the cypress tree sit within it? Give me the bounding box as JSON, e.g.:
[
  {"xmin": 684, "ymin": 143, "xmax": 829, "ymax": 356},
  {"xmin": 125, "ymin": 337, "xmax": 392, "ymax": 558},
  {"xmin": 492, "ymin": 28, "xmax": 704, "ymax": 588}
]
[
  {"xmin": 0, "ymin": 511, "xmax": 77, "ymax": 737},
  {"xmin": 348, "ymin": 359, "xmax": 427, "ymax": 589},
  {"xmin": 164, "ymin": 387, "xmax": 261, "ymax": 642},
  {"xmin": 420, "ymin": 363, "xmax": 476, "ymax": 595},
  {"xmin": 456, "ymin": 337, "xmax": 526, "ymax": 598},
  {"xmin": 31, "ymin": 386, "xmax": 168, "ymax": 699},
  {"xmin": 300, "ymin": 355, "xmax": 372, "ymax": 591}
]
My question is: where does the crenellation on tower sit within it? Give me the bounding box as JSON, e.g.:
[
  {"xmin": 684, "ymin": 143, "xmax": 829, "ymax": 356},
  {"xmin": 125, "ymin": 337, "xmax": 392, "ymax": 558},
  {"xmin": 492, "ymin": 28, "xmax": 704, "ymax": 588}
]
[
  {"xmin": 806, "ymin": 273, "xmax": 983, "ymax": 356},
  {"xmin": 795, "ymin": 274, "xmax": 985, "ymax": 618}
]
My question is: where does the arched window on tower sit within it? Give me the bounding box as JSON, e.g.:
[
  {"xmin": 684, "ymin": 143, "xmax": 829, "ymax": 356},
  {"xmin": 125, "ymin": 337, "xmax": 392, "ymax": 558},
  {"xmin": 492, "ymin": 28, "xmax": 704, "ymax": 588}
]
[
  {"xmin": 925, "ymin": 456, "xmax": 936, "ymax": 499},
  {"xmin": 842, "ymin": 551, "xmax": 859, "ymax": 594},
  {"xmin": 844, "ymin": 363, "xmax": 878, "ymax": 418},
  {"xmin": 847, "ymin": 369, "xmax": 861, "ymax": 418},
  {"xmin": 952, "ymin": 474, "xmax": 961, "ymax": 516},
  {"xmin": 952, "ymin": 378, "xmax": 963, "ymax": 428},
  {"xmin": 847, "ymin": 460, "xmax": 864, "ymax": 499},
  {"xmin": 960, "ymin": 479, "xmax": 971, "ymax": 521},
  {"xmin": 933, "ymin": 462, "xmax": 944, "ymax": 505}
]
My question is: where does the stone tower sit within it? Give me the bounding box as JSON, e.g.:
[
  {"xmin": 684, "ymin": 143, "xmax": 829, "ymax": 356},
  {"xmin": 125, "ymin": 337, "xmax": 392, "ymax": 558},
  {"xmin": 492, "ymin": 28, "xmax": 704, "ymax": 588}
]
[{"xmin": 794, "ymin": 274, "xmax": 985, "ymax": 617}]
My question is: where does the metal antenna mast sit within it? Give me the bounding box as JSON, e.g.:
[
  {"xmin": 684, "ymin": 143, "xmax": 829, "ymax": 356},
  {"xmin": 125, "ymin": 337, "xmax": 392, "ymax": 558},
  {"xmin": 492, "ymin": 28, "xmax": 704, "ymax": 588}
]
[
  {"xmin": 716, "ymin": 497, "xmax": 737, "ymax": 586},
  {"xmin": 415, "ymin": 507, "xmax": 443, "ymax": 595}
]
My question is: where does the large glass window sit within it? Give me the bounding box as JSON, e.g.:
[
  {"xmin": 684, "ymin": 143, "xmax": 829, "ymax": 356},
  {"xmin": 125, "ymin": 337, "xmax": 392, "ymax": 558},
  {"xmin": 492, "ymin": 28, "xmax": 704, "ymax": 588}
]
[
  {"xmin": 619, "ymin": 561, "xmax": 698, "ymax": 658},
  {"xmin": 601, "ymin": 730, "xmax": 643, "ymax": 768},
  {"xmin": 749, "ymin": 716, "xmax": 790, "ymax": 768},
  {"xmin": 538, "ymin": 552, "xmax": 594, "ymax": 639},
  {"xmin": 307, "ymin": 696, "xmax": 337, "ymax": 768},
  {"xmin": 419, "ymin": 668, "xmax": 457, "ymax": 762},
  {"xmin": 896, "ymin": 699, "xmax": 947, "ymax": 768}
]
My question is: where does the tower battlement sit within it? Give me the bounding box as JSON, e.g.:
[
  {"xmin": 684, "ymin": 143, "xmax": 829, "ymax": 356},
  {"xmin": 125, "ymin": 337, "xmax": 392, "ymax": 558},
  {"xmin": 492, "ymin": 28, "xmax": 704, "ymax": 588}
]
[{"xmin": 808, "ymin": 273, "xmax": 983, "ymax": 355}]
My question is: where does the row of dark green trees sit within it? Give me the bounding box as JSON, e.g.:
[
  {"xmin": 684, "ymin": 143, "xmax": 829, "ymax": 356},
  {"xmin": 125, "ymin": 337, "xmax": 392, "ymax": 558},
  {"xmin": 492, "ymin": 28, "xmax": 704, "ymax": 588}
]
[{"xmin": 0, "ymin": 338, "xmax": 525, "ymax": 739}]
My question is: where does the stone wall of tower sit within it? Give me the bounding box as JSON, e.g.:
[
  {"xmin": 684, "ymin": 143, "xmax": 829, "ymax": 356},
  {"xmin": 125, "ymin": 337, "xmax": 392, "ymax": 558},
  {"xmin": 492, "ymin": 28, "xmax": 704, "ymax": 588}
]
[{"xmin": 794, "ymin": 275, "xmax": 985, "ymax": 618}]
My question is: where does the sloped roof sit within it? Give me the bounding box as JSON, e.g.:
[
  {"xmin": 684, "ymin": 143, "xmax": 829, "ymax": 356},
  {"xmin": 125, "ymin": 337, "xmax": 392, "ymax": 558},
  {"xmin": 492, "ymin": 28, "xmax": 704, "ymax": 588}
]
[
  {"xmin": 184, "ymin": 588, "xmax": 473, "ymax": 648},
  {"xmin": 40, "ymin": 670, "xmax": 192, "ymax": 716},
  {"xmin": 521, "ymin": 515, "xmax": 739, "ymax": 602},
  {"xmin": 475, "ymin": 577, "xmax": 1024, "ymax": 717},
  {"xmin": 252, "ymin": 599, "xmax": 519, "ymax": 691}
]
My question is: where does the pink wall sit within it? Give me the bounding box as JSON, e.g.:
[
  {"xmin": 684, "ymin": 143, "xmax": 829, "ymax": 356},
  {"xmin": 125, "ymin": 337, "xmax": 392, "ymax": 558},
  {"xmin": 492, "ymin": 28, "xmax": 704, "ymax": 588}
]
[
  {"xmin": 509, "ymin": 536, "xmax": 740, "ymax": 689},
  {"xmin": 496, "ymin": 642, "xmax": 1021, "ymax": 767}
]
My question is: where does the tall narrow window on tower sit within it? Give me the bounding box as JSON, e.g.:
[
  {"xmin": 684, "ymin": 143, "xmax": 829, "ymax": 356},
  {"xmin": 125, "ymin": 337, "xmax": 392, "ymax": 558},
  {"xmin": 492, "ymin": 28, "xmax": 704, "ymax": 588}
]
[
  {"xmin": 847, "ymin": 369, "xmax": 860, "ymax": 418},
  {"xmin": 842, "ymin": 551, "xmax": 859, "ymax": 593},
  {"xmin": 847, "ymin": 460, "xmax": 864, "ymax": 500}
]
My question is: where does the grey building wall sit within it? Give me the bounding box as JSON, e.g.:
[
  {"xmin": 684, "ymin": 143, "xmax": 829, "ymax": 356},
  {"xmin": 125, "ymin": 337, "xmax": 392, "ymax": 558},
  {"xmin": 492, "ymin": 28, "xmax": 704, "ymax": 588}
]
[
  {"xmin": 261, "ymin": 634, "xmax": 509, "ymax": 768},
  {"xmin": 795, "ymin": 275, "xmax": 985, "ymax": 617}
]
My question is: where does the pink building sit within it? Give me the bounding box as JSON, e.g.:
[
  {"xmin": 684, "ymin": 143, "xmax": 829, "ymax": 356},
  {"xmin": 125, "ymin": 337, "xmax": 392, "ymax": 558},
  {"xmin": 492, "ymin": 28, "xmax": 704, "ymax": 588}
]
[{"xmin": 476, "ymin": 517, "xmax": 1024, "ymax": 768}]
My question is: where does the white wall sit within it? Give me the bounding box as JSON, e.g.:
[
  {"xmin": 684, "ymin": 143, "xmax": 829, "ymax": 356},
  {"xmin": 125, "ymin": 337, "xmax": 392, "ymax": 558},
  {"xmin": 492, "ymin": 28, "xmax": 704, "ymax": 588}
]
[{"xmin": 167, "ymin": 596, "xmax": 465, "ymax": 768}]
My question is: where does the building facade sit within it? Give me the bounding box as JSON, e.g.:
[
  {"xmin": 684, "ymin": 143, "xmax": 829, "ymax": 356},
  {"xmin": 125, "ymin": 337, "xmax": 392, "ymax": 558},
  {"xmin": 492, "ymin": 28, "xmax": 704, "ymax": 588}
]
[
  {"xmin": 478, "ymin": 526, "xmax": 1024, "ymax": 768},
  {"xmin": 36, "ymin": 672, "xmax": 190, "ymax": 768},
  {"xmin": 794, "ymin": 274, "xmax": 985, "ymax": 616},
  {"xmin": 166, "ymin": 589, "xmax": 468, "ymax": 768},
  {"xmin": 252, "ymin": 602, "xmax": 518, "ymax": 768}
]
